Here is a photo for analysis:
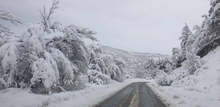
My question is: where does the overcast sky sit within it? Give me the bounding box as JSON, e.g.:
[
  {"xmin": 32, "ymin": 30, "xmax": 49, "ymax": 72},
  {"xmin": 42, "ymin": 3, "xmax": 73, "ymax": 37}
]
[{"xmin": 0, "ymin": 0, "xmax": 209, "ymax": 54}]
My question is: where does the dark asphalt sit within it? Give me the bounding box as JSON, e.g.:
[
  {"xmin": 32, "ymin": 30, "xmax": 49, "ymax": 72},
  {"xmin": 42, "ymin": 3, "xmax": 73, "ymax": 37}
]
[{"xmin": 95, "ymin": 82, "xmax": 166, "ymax": 107}]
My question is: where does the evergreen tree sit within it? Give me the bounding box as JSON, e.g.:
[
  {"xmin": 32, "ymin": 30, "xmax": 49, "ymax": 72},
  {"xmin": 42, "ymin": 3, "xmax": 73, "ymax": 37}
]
[
  {"xmin": 209, "ymin": 0, "xmax": 220, "ymax": 37},
  {"xmin": 179, "ymin": 24, "xmax": 192, "ymax": 58},
  {"xmin": 184, "ymin": 51, "xmax": 201, "ymax": 74}
]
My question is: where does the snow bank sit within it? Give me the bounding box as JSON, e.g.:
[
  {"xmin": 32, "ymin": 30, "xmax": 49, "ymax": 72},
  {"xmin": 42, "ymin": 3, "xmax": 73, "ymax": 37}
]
[
  {"xmin": 0, "ymin": 88, "xmax": 49, "ymax": 107},
  {"xmin": 0, "ymin": 79, "xmax": 146, "ymax": 107},
  {"xmin": 47, "ymin": 79, "xmax": 146, "ymax": 107},
  {"xmin": 152, "ymin": 47, "xmax": 220, "ymax": 107}
]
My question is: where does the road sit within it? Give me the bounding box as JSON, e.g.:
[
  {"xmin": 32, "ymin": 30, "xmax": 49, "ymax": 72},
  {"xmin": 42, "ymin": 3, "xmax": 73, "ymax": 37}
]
[{"xmin": 95, "ymin": 82, "xmax": 166, "ymax": 107}]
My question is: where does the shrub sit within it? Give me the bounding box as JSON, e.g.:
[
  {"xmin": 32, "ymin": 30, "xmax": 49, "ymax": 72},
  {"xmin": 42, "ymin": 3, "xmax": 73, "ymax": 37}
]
[
  {"xmin": 184, "ymin": 52, "xmax": 201, "ymax": 74},
  {"xmin": 155, "ymin": 71, "xmax": 173, "ymax": 86},
  {"xmin": 88, "ymin": 70, "xmax": 111, "ymax": 85}
]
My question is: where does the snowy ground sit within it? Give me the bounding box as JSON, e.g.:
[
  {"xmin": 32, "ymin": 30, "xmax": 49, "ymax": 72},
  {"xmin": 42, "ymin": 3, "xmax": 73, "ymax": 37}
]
[
  {"xmin": 150, "ymin": 47, "xmax": 220, "ymax": 107},
  {"xmin": 1, "ymin": 48, "xmax": 220, "ymax": 107},
  {"xmin": 0, "ymin": 79, "xmax": 146, "ymax": 107}
]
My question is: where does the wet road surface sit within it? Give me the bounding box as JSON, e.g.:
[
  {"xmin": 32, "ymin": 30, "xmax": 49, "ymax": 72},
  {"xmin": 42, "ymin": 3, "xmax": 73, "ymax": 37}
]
[{"xmin": 95, "ymin": 82, "xmax": 166, "ymax": 107}]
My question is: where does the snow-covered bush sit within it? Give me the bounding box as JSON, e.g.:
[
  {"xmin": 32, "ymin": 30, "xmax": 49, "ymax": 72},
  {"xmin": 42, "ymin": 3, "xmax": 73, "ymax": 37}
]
[
  {"xmin": 0, "ymin": 42, "xmax": 18, "ymax": 87},
  {"xmin": 165, "ymin": 64, "xmax": 199, "ymax": 87},
  {"xmin": 88, "ymin": 43, "xmax": 125, "ymax": 84},
  {"xmin": 48, "ymin": 35, "xmax": 89, "ymax": 73},
  {"xmin": 89, "ymin": 54, "xmax": 124, "ymax": 83},
  {"xmin": 0, "ymin": 23, "xmax": 91, "ymax": 93},
  {"xmin": 108, "ymin": 63, "xmax": 123, "ymax": 82},
  {"xmin": 0, "ymin": 33, "xmax": 44, "ymax": 89},
  {"xmin": 100, "ymin": 55, "xmax": 124, "ymax": 81},
  {"xmin": 156, "ymin": 58, "xmax": 173, "ymax": 73},
  {"xmin": 15, "ymin": 29, "xmax": 46, "ymax": 88},
  {"xmin": 49, "ymin": 48, "xmax": 79, "ymax": 91},
  {"xmin": 0, "ymin": 0, "xmax": 127, "ymax": 94},
  {"xmin": 183, "ymin": 52, "xmax": 201, "ymax": 74},
  {"xmin": 88, "ymin": 57, "xmax": 124, "ymax": 84},
  {"xmin": 25, "ymin": 25, "xmax": 90, "ymax": 93},
  {"xmin": 179, "ymin": 24, "xmax": 193, "ymax": 58},
  {"xmin": 0, "ymin": 78, "xmax": 6, "ymax": 89},
  {"xmin": 144, "ymin": 57, "xmax": 173, "ymax": 79},
  {"xmin": 144, "ymin": 59, "xmax": 157, "ymax": 78},
  {"xmin": 88, "ymin": 70, "xmax": 110, "ymax": 85},
  {"xmin": 171, "ymin": 48, "xmax": 185, "ymax": 68},
  {"xmin": 30, "ymin": 55, "xmax": 59, "ymax": 94},
  {"xmin": 114, "ymin": 58, "xmax": 125, "ymax": 74},
  {"xmin": 172, "ymin": 75, "xmax": 198, "ymax": 87},
  {"xmin": 0, "ymin": 25, "xmax": 47, "ymax": 89},
  {"xmin": 155, "ymin": 70, "xmax": 173, "ymax": 86}
]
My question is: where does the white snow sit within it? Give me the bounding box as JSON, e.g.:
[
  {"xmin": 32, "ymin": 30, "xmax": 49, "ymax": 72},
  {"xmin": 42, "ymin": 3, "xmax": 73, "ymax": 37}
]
[
  {"xmin": 0, "ymin": 79, "xmax": 146, "ymax": 107},
  {"xmin": 31, "ymin": 55, "xmax": 58, "ymax": 89},
  {"xmin": 0, "ymin": 42, "xmax": 18, "ymax": 85},
  {"xmin": 0, "ymin": 88, "xmax": 49, "ymax": 107},
  {"xmin": 151, "ymin": 47, "xmax": 220, "ymax": 107}
]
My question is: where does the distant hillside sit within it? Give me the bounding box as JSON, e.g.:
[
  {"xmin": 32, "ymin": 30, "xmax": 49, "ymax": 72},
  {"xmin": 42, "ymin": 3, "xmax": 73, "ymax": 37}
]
[{"xmin": 101, "ymin": 45, "xmax": 169, "ymax": 77}]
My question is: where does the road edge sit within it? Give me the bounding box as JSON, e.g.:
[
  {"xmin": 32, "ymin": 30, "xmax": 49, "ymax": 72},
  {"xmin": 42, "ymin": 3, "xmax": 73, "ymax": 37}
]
[{"xmin": 146, "ymin": 81, "xmax": 176, "ymax": 107}]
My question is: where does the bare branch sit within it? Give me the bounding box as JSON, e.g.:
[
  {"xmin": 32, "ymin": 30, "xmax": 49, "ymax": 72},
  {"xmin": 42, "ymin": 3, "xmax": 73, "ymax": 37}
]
[
  {"xmin": 0, "ymin": 24, "xmax": 12, "ymax": 35},
  {"xmin": 47, "ymin": 0, "xmax": 59, "ymax": 20},
  {"xmin": 0, "ymin": 10, "xmax": 22, "ymax": 25},
  {"xmin": 40, "ymin": 0, "xmax": 59, "ymax": 32},
  {"xmin": 0, "ymin": 9, "xmax": 21, "ymax": 37}
]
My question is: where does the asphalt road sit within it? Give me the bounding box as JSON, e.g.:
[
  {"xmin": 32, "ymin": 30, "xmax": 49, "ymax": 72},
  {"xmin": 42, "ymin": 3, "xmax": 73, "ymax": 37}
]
[{"xmin": 95, "ymin": 82, "xmax": 166, "ymax": 107}]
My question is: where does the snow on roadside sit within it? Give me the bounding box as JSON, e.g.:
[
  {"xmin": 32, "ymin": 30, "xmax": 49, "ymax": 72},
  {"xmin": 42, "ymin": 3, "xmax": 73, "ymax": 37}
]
[
  {"xmin": 0, "ymin": 79, "xmax": 146, "ymax": 107},
  {"xmin": 149, "ymin": 47, "xmax": 220, "ymax": 107},
  {"xmin": 147, "ymin": 80, "xmax": 175, "ymax": 107},
  {"xmin": 0, "ymin": 88, "xmax": 49, "ymax": 107}
]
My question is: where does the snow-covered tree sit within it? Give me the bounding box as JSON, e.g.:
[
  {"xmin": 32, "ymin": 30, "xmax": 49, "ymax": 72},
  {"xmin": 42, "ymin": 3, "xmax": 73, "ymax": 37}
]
[
  {"xmin": 179, "ymin": 24, "xmax": 192, "ymax": 58},
  {"xmin": 63, "ymin": 24, "xmax": 97, "ymax": 42},
  {"xmin": 185, "ymin": 15, "xmax": 213, "ymax": 57},
  {"xmin": 144, "ymin": 59, "xmax": 158, "ymax": 78},
  {"xmin": 201, "ymin": 0, "xmax": 220, "ymax": 43},
  {"xmin": 156, "ymin": 57, "xmax": 173, "ymax": 73},
  {"xmin": 49, "ymin": 48, "xmax": 79, "ymax": 91},
  {"xmin": 0, "ymin": 78, "xmax": 6, "ymax": 89},
  {"xmin": 0, "ymin": 42, "xmax": 18, "ymax": 87},
  {"xmin": 87, "ymin": 42, "xmax": 125, "ymax": 84},
  {"xmin": 144, "ymin": 56, "xmax": 173, "ymax": 80},
  {"xmin": 0, "ymin": 0, "xmax": 127, "ymax": 93},
  {"xmin": 48, "ymin": 36, "xmax": 89, "ymax": 73},
  {"xmin": 208, "ymin": 0, "xmax": 220, "ymax": 39},
  {"xmin": 0, "ymin": 10, "xmax": 21, "ymax": 25},
  {"xmin": 0, "ymin": 26, "xmax": 44, "ymax": 89},
  {"xmin": 0, "ymin": 9, "xmax": 21, "ymax": 45},
  {"xmin": 171, "ymin": 48, "xmax": 184, "ymax": 67},
  {"xmin": 183, "ymin": 51, "xmax": 201, "ymax": 74},
  {"xmin": 30, "ymin": 55, "xmax": 59, "ymax": 94},
  {"xmin": 88, "ymin": 70, "xmax": 110, "ymax": 85},
  {"xmin": 15, "ymin": 38, "xmax": 41, "ymax": 88},
  {"xmin": 89, "ymin": 54, "xmax": 124, "ymax": 82},
  {"xmin": 40, "ymin": 0, "xmax": 59, "ymax": 33},
  {"xmin": 190, "ymin": 1, "xmax": 220, "ymax": 57},
  {"xmin": 155, "ymin": 70, "xmax": 173, "ymax": 86}
]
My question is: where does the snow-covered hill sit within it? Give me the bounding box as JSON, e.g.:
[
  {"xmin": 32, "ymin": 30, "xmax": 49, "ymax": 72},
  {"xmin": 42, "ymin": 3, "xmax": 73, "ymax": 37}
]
[
  {"xmin": 101, "ymin": 45, "xmax": 168, "ymax": 78},
  {"xmin": 153, "ymin": 47, "xmax": 220, "ymax": 107}
]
